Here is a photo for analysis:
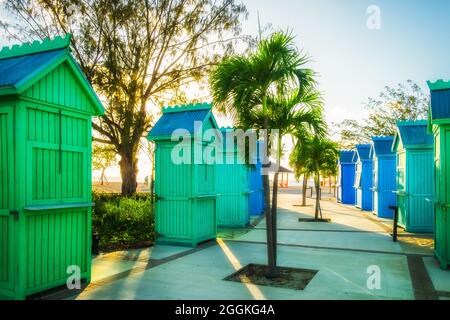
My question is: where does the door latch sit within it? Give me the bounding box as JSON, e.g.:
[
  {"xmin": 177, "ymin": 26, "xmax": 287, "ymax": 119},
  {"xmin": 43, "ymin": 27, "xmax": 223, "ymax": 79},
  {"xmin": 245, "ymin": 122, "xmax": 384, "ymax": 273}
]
[
  {"xmin": 9, "ymin": 210, "xmax": 19, "ymax": 220},
  {"xmin": 155, "ymin": 195, "xmax": 166, "ymax": 202}
]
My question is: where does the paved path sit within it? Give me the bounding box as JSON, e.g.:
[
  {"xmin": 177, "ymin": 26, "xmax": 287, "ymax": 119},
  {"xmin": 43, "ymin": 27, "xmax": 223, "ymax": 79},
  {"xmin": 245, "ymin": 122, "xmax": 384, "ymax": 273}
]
[{"xmin": 39, "ymin": 188, "xmax": 449, "ymax": 300}]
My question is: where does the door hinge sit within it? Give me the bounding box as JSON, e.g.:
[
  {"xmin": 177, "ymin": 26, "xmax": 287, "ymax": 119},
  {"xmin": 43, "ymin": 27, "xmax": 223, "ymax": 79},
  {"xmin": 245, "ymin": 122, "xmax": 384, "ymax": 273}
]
[{"xmin": 9, "ymin": 210, "xmax": 19, "ymax": 220}]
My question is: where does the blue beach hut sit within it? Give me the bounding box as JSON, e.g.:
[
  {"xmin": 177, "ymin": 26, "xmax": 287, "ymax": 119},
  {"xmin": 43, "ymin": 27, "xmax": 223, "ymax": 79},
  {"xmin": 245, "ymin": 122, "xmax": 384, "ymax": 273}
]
[
  {"xmin": 392, "ymin": 120, "xmax": 434, "ymax": 233},
  {"xmin": 354, "ymin": 144, "xmax": 373, "ymax": 211},
  {"xmin": 248, "ymin": 141, "xmax": 265, "ymax": 216},
  {"xmin": 337, "ymin": 150, "xmax": 356, "ymax": 205},
  {"xmin": 370, "ymin": 137, "xmax": 396, "ymax": 219}
]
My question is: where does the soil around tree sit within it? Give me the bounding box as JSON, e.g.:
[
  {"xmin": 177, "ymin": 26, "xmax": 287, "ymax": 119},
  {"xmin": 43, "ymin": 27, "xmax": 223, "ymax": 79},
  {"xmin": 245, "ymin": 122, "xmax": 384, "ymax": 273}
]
[
  {"xmin": 298, "ymin": 218, "xmax": 332, "ymax": 223},
  {"xmin": 224, "ymin": 264, "xmax": 318, "ymax": 291}
]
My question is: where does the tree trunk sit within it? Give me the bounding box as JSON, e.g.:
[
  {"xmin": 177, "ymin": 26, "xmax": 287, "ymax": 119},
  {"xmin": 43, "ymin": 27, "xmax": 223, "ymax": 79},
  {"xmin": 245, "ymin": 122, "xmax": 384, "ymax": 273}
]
[
  {"xmin": 150, "ymin": 147, "xmax": 156, "ymax": 205},
  {"xmin": 263, "ymin": 173, "xmax": 276, "ymax": 275},
  {"xmin": 315, "ymin": 173, "xmax": 320, "ymax": 220},
  {"xmin": 302, "ymin": 174, "xmax": 308, "ymax": 206},
  {"xmin": 119, "ymin": 150, "xmax": 139, "ymax": 195},
  {"xmin": 100, "ymin": 168, "xmax": 106, "ymax": 186},
  {"xmin": 329, "ymin": 176, "xmax": 332, "ymax": 194},
  {"xmin": 271, "ymin": 171, "xmax": 279, "ymax": 270}
]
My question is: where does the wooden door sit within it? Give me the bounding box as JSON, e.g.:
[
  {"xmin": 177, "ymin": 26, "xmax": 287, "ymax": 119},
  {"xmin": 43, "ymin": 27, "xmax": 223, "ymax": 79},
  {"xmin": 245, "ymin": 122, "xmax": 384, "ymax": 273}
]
[{"xmin": 0, "ymin": 106, "xmax": 15, "ymax": 296}]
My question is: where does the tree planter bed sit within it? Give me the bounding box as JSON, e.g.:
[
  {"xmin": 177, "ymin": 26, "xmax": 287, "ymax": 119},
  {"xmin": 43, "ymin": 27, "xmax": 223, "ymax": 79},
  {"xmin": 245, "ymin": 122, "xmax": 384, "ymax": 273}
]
[{"xmin": 224, "ymin": 264, "xmax": 318, "ymax": 291}]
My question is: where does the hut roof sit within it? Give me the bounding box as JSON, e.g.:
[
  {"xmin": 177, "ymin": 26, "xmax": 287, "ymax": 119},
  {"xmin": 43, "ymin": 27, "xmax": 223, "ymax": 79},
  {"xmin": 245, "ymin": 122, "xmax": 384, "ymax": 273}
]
[
  {"xmin": 148, "ymin": 103, "xmax": 219, "ymax": 140},
  {"xmin": 339, "ymin": 150, "xmax": 356, "ymax": 163},
  {"xmin": 0, "ymin": 34, "xmax": 104, "ymax": 115},
  {"xmin": 393, "ymin": 120, "xmax": 434, "ymax": 149},
  {"xmin": 428, "ymin": 80, "xmax": 450, "ymax": 122},
  {"xmin": 370, "ymin": 136, "xmax": 395, "ymax": 157}
]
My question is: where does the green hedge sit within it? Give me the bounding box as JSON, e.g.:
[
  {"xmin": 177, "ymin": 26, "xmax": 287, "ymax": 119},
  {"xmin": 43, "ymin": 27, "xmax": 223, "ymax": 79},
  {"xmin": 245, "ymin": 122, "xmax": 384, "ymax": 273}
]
[{"xmin": 92, "ymin": 192, "xmax": 155, "ymax": 251}]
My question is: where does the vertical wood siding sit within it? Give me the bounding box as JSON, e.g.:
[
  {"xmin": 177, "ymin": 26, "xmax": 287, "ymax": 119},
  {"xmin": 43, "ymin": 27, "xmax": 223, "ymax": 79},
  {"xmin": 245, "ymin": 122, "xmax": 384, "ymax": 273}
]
[
  {"xmin": 155, "ymin": 145, "xmax": 192, "ymax": 243},
  {"xmin": 154, "ymin": 141, "xmax": 216, "ymax": 246},
  {"xmin": 217, "ymin": 152, "xmax": 249, "ymax": 227},
  {"xmin": 374, "ymin": 157, "xmax": 396, "ymax": 218},
  {"xmin": 25, "ymin": 209, "xmax": 89, "ymax": 292},
  {"xmin": 195, "ymin": 199, "xmax": 215, "ymax": 240},
  {"xmin": 0, "ymin": 108, "xmax": 14, "ymax": 294},
  {"xmin": 407, "ymin": 151, "xmax": 434, "ymax": 231},
  {"xmin": 248, "ymin": 163, "xmax": 264, "ymax": 215},
  {"xmin": 0, "ymin": 110, "xmax": 13, "ymax": 209},
  {"xmin": 27, "ymin": 107, "xmax": 87, "ymax": 204},
  {"xmin": 24, "ymin": 62, "xmax": 95, "ymax": 114}
]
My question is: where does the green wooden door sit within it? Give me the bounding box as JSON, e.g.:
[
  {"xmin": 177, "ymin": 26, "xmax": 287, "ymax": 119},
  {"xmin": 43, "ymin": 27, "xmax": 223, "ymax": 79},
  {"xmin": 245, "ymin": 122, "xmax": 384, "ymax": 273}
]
[
  {"xmin": 434, "ymin": 128, "xmax": 449, "ymax": 268},
  {"xmin": 396, "ymin": 152, "xmax": 407, "ymax": 228},
  {"xmin": 155, "ymin": 143, "xmax": 193, "ymax": 244},
  {"xmin": 0, "ymin": 107, "xmax": 16, "ymax": 296}
]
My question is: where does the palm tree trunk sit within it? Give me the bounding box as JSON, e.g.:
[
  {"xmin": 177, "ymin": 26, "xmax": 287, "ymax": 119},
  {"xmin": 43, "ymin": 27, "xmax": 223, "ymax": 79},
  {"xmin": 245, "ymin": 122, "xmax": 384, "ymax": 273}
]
[
  {"xmin": 271, "ymin": 172, "xmax": 279, "ymax": 269},
  {"xmin": 315, "ymin": 172, "xmax": 320, "ymax": 220},
  {"xmin": 269, "ymin": 134, "xmax": 283, "ymax": 271},
  {"xmin": 302, "ymin": 174, "xmax": 308, "ymax": 206},
  {"xmin": 262, "ymin": 111, "xmax": 277, "ymax": 278}
]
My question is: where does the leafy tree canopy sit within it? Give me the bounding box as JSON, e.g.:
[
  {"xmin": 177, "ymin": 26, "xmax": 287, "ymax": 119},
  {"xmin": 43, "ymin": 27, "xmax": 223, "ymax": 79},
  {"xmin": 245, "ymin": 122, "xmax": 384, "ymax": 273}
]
[
  {"xmin": 334, "ymin": 80, "xmax": 429, "ymax": 149},
  {"xmin": 1, "ymin": 0, "xmax": 248, "ymax": 194}
]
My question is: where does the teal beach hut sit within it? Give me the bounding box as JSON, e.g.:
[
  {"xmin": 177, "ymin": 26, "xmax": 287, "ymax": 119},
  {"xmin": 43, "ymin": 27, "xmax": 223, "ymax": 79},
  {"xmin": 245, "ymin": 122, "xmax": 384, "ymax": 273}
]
[
  {"xmin": 354, "ymin": 144, "xmax": 373, "ymax": 211},
  {"xmin": 370, "ymin": 137, "xmax": 396, "ymax": 219},
  {"xmin": 216, "ymin": 128, "xmax": 250, "ymax": 227},
  {"xmin": 147, "ymin": 103, "xmax": 219, "ymax": 247},
  {"xmin": 248, "ymin": 141, "xmax": 265, "ymax": 216},
  {"xmin": 392, "ymin": 120, "xmax": 434, "ymax": 233}
]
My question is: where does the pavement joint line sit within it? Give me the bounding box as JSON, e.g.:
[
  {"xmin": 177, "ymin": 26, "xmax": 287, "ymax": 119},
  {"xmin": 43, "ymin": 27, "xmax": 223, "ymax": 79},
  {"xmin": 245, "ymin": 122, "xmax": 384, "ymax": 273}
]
[
  {"xmin": 253, "ymin": 227, "xmax": 390, "ymax": 234},
  {"xmin": 32, "ymin": 240, "xmax": 219, "ymax": 300},
  {"xmin": 225, "ymin": 239, "xmax": 434, "ymax": 258},
  {"xmin": 406, "ymin": 255, "xmax": 439, "ymax": 300},
  {"xmin": 249, "ymin": 213, "xmax": 266, "ymax": 228}
]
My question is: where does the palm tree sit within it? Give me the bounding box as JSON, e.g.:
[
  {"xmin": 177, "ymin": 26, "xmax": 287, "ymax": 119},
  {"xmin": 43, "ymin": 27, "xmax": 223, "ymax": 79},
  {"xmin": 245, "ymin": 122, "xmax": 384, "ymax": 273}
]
[
  {"xmin": 210, "ymin": 31, "xmax": 323, "ymax": 277},
  {"xmin": 290, "ymin": 133, "xmax": 311, "ymax": 207},
  {"xmin": 290, "ymin": 106, "xmax": 326, "ymax": 207},
  {"xmin": 299, "ymin": 136, "xmax": 339, "ymax": 219}
]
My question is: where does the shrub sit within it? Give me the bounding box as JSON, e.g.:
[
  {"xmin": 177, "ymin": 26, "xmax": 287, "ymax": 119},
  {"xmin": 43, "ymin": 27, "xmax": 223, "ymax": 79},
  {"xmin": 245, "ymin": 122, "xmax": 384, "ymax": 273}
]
[{"xmin": 92, "ymin": 192, "xmax": 155, "ymax": 251}]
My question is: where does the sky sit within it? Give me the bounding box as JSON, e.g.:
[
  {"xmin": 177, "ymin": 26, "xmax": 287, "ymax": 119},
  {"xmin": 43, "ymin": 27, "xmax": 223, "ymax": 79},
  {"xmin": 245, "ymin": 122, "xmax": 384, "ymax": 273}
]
[
  {"xmin": 240, "ymin": 0, "xmax": 450, "ymax": 125},
  {"xmin": 1, "ymin": 0, "xmax": 450, "ymax": 181}
]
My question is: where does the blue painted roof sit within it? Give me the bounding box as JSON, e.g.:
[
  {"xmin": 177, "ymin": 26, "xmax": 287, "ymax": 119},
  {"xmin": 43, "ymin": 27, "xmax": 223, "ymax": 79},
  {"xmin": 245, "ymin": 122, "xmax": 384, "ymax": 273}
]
[
  {"xmin": 396, "ymin": 121, "xmax": 434, "ymax": 147},
  {"xmin": 430, "ymin": 89, "xmax": 450, "ymax": 121},
  {"xmin": 354, "ymin": 144, "xmax": 371, "ymax": 161},
  {"xmin": 148, "ymin": 103, "xmax": 218, "ymax": 140},
  {"xmin": 339, "ymin": 150, "xmax": 356, "ymax": 164},
  {"xmin": 428, "ymin": 80, "xmax": 450, "ymax": 122},
  {"xmin": 0, "ymin": 49, "xmax": 65, "ymax": 87},
  {"xmin": 371, "ymin": 137, "xmax": 395, "ymax": 156},
  {"xmin": 149, "ymin": 109, "xmax": 211, "ymax": 137}
]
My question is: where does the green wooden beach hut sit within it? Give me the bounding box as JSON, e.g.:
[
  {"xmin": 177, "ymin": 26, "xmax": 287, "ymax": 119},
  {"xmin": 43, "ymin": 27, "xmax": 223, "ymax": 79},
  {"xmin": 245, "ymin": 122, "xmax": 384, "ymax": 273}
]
[
  {"xmin": 392, "ymin": 121, "xmax": 434, "ymax": 233},
  {"xmin": 0, "ymin": 35, "xmax": 104, "ymax": 300},
  {"xmin": 147, "ymin": 103, "xmax": 219, "ymax": 247},
  {"xmin": 216, "ymin": 128, "xmax": 250, "ymax": 227},
  {"xmin": 428, "ymin": 79, "xmax": 450, "ymax": 269}
]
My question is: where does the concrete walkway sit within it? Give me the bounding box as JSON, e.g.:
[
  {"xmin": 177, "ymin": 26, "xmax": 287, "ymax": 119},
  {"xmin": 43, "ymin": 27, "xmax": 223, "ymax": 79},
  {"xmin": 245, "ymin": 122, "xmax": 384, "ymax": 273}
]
[{"xmin": 43, "ymin": 188, "xmax": 449, "ymax": 300}]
